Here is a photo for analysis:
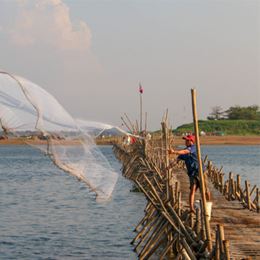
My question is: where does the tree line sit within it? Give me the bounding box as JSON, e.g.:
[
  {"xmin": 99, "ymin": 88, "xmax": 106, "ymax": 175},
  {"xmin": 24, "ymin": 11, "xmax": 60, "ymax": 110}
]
[{"xmin": 208, "ymin": 105, "xmax": 260, "ymax": 121}]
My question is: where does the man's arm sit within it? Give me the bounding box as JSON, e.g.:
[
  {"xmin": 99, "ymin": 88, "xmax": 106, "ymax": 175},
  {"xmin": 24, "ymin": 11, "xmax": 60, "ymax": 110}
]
[
  {"xmin": 168, "ymin": 148, "xmax": 190, "ymax": 155},
  {"xmin": 166, "ymin": 148, "xmax": 190, "ymax": 170}
]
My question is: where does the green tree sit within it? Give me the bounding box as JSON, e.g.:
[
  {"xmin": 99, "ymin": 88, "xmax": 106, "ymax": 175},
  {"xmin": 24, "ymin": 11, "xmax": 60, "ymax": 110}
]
[
  {"xmin": 207, "ymin": 106, "xmax": 225, "ymax": 120},
  {"xmin": 225, "ymin": 105, "xmax": 259, "ymax": 120}
]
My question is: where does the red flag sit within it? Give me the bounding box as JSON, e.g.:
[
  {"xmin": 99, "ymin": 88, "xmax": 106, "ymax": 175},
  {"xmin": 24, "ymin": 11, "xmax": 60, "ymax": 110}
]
[{"xmin": 139, "ymin": 83, "xmax": 143, "ymax": 94}]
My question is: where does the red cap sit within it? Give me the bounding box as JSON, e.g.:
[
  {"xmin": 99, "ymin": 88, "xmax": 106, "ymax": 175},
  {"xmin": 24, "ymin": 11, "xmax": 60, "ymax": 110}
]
[{"xmin": 182, "ymin": 134, "xmax": 195, "ymax": 143}]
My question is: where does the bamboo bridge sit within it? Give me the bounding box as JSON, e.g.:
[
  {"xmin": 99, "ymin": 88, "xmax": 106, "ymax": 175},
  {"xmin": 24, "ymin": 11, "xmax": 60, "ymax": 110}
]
[{"xmin": 112, "ymin": 120, "xmax": 260, "ymax": 259}]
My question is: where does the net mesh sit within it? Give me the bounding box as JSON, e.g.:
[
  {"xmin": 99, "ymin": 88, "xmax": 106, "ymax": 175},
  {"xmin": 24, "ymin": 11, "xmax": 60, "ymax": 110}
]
[{"xmin": 0, "ymin": 71, "xmax": 118, "ymax": 200}]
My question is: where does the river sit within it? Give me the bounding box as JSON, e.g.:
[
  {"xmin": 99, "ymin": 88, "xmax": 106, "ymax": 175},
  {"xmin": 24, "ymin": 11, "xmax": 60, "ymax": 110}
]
[{"xmin": 0, "ymin": 144, "xmax": 259, "ymax": 259}]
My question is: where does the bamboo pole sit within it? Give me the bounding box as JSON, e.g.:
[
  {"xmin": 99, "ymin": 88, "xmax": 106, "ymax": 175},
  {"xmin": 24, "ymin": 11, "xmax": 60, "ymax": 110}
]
[
  {"xmin": 142, "ymin": 228, "xmax": 169, "ymax": 260},
  {"xmin": 223, "ymin": 240, "xmax": 230, "ymax": 260},
  {"xmin": 256, "ymin": 188, "xmax": 259, "ymax": 213},
  {"xmin": 161, "ymin": 121, "xmax": 170, "ymax": 201},
  {"xmin": 145, "ymin": 112, "xmax": 147, "ymax": 132},
  {"xmin": 220, "ymin": 174, "xmax": 224, "ymax": 194},
  {"xmin": 228, "ymin": 172, "xmax": 233, "ymax": 201},
  {"xmin": 245, "ymin": 180, "xmax": 251, "ymax": 210},
  {"xmin": 175, "ymin": 181, "xmax": 179, "ymax": 204},
  {"xmin": 140, "ymin": 90, "xmax": 143, "ymax": 133},
  {"xmin": 181, "ymin": 237, "xmax": 197, "ymax": 260},
  {"xmin": 132, "ymin": 211, "xmax": 159, "ymax": 245},
  {"xmin": 178, "ymin": 191, "xmax": 182, "ymax": 216},
  {"xmin": 143, "ymin": 177, "xmax": 195, "ymax": 245},
  {"xmin": 159, "ymin": 236, "xmax": 177, "ymax": 260},
  {"xmin": 120, "ymin": 116, "xmax": 132, "ymax": 133},
  {"xmin": 203, "ymin": 155, "xmax": 208, "ymax": 164},
  {"xmin": 136, "ymin": 120, "xmax": 139, "ymax": 134},
  {"xmin": 195, "ymin": 208, "xmax": 200, "ymax": 235},
  {"xmin": 166, "ymin": 202, "xmax": 195, "ymax": 245},
  {"xmin": 135, "ymin": 215, "xmax": 164, "ymax": 252},
  {"xmin": 250, "ymin": 185, "xmax": 257, "ymax": 196},
  {"xmin": 124, "ymin": 113, "xmax": 135, "ymax": 132},
  {"xmin": 138, "ymin": 220, "xmax": 167, "ymax": 258},
  {"xmin": 134, "ymin": 205, "xmax": 155, "ymax": 233},
  {"xmin": 215, "ymin": 227, "xmax": 220, "ymax": 260},
  {"xmin": 200, "ymin": 199, "xmax": 206, "ymax": 241},
  {"xmin": 191, "ymin": 88, "xmax": 212, "ymax": 251}
]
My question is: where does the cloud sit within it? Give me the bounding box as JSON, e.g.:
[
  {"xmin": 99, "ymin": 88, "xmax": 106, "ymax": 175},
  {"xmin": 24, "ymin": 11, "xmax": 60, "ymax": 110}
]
[{"xmin": 8, "ymin": 0, "xmax": 91, "ymax": 51}]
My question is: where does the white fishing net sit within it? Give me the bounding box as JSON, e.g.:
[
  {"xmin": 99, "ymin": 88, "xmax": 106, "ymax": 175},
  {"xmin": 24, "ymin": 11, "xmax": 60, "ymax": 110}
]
[{"xmin": 0, "ymin": 71, "xmax": 119, "ymax": 200}]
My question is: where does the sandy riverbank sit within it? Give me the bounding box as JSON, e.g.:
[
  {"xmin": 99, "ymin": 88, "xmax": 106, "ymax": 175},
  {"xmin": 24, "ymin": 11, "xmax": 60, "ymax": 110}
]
[
  {"xmin": 0, "ymin": 139, "xmax": 81, "ymax": 146},
  {"xmin": 173, "ymin": 135, "xmax": 260, "ymax": 145},
  {"xmin": 0, "ymin": 136, "xmax": 260, "ymax": 146},
  {"xmin": 96, "ymin": 135, "xmax": 260, "ymax": 145}
]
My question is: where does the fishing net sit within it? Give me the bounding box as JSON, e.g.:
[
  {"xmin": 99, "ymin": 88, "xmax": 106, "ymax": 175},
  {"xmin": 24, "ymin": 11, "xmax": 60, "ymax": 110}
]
[{"xmin": 0, "ymin": 71, "xmax": 119, "ymax": 200}]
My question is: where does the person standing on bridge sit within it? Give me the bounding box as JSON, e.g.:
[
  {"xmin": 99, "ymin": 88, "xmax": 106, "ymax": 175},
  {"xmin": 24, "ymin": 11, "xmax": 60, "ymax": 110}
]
[{"xmin": 168, "ymin": 134, "xmax": 210, "ymax": 213}]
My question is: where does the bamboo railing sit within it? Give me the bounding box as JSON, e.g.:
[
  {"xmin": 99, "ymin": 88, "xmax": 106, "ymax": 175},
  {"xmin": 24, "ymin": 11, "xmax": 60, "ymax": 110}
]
[{"xmin": 205, "ymin": 160, "xmax": 259, "ymax": 213}]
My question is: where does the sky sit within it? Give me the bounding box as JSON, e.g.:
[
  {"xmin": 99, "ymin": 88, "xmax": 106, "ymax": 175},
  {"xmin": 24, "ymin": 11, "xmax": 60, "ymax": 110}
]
[{"xmin": 0, "ymin": 0, "xmax": 259, "ymax": 130}]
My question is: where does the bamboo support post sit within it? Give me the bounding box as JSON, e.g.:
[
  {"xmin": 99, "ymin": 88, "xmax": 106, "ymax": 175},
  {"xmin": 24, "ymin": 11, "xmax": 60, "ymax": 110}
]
[
  {"xmin": 237, "ymin": 174, "xmax": 241, "ymax": 199},
  {"xmin": 245, "ymin": 180, "xmax": 251, "ymax": 210},
  {"xmin": 228, "ymin": 172, "xmax": 233, "ymax": 201},
  {"xmin": 232, "ymin": 179, "xmax": 236, "ymax": 200},
  {"xmin": 166, "ymin": 202, "xmax": 195, "ymax": 245},
  {"xmin": 159, "ymin": 236, "xmax": 177, "ymax": 260},
  {"xmin": 161, "ymin": 121, "xmax": 170, "ymax": 201},
  {"xmin": 217, "ymin": 224, "xmax": 225, "ymax": 258},
  {"xmin": 195, "ymin": 208, "xmax": 200, "ymax": 235},
  {"xmin": 121, "ymin": 116, "xmax": 133, "ymax": 133},
  {"xmin": 132, "ymin": 211, "xmax": 159, "ymax": 245},
  {"xmin": 135, "ymin": 120, "xmax": 139, "ymax": 134},
  {"xmin": 191, "ymin": 88, "xmax": 212, "ymax": 251},
  {"xmin": 138, "ymin": 220, "xmax": 168, "ymax": 258},
  {"xmin": 215, "ymin": 227, "xmax": 220, "ymax": 260},
  {"xmin": 220, "ymin": 174, "xmax": 224, "ymax": 194},
  {"xmin": 145, "ymin": 112, "xmax": 147, "ymax": 132},
  {"xmin": 181, "ymin": 237, "xmax": 197, "ymax": 260},
  {"xmin": 124, "ymin": 113, "xmax": 136, "ymax": 132},
  {"xmin": 175, "ymin": 181, "xmax": 179, "ymax": 203},
  {"xmin": 223, "ymin": 240, "xmax": 230, "ymax": 260},
  {"xmin": 207, "ymin": 161, "xmax": 212, "ymax": 177},
  {"xmin": 135, "ymin": 216, "xmax": 164, "ymax": 252},
  {"xmin": 134, "ymin": 207, "xmax": 155, "ymax": 233},
  {"xmin": 190, "ymin": 211, "xmax": 194, "ymax": 229},
  {"xmin": 256, "ymin": 188, "xmax": 259, "ymax": 213},
  {"xmin": 142, "ymin": 228, "xmax": 168, "ymax": 260},
  {"xmin": 250, "ymin": 185, "xmax": 256, "ymax": 196},
  {"xmin": 203, "ymin": 155, "xmax": 208, "ymax": 164},
  {"xmin": 178, "ymin": 191, "xmax": 181, "ymax": 216},
  {"xmin": 200, "ymin": 199, "xmax": 206, "ymax": 241},
  {"xmin": 139, "ymin": 91, "xmax": 143, "ymax": 133}
]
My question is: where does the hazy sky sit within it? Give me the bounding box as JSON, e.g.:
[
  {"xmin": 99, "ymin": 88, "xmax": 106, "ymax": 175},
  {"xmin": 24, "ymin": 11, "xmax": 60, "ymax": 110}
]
[{"xmin": 0, "ymin": 0, "xmax": 259, "ymax": 130}]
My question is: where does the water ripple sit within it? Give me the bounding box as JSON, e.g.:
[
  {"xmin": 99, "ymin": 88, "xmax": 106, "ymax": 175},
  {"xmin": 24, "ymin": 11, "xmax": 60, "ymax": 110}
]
[{"xmin": 0, "ymin": 145, "xmax": 145, "ymax": 259}]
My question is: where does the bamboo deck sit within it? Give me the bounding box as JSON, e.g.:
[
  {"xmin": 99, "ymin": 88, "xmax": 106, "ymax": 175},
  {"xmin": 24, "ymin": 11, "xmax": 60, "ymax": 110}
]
[{"xmin": 174, "ymin": 168, "xmax": 260, "ymax": 259}]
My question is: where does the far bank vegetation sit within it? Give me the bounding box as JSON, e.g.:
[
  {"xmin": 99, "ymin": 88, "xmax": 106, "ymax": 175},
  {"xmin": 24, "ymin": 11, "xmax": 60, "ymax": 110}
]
[{"xmin": 175, "ymin": 105, "xmax": 260, "ymax": 136}]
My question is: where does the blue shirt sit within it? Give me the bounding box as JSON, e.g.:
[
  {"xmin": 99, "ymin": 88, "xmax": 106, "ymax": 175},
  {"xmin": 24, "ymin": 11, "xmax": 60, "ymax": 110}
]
[{"xmin": 178, "ymin": 145, "xmax": 201, "ymax": 177}]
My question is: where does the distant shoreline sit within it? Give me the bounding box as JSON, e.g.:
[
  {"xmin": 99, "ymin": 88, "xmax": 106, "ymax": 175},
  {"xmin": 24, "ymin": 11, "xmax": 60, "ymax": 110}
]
[
  {"xmin": 0, "ymin": 135, "xmax": 260, "ymax": 146},
  {"xmin": 172, "ymin": 135, "xmax": 260, "ymax": 145},
  {"xmin": 96, "ymin": 135, "xmax": 260, "ymax": 146}
]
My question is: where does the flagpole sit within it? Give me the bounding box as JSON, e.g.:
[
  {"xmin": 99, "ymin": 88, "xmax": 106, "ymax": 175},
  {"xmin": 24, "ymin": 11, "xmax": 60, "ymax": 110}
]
[
  {"xmin": 140, "ymin": 91, "xmax": 142, "ymax": 133},
  {"xmin": 139, "ymin": 83, "xmax": 143, "ymax": 133}
]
